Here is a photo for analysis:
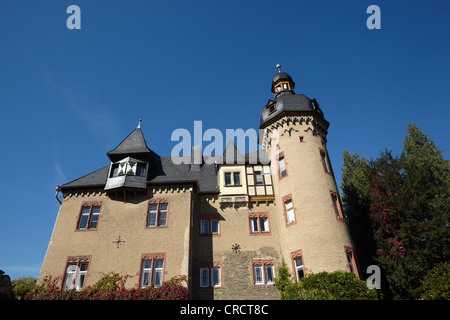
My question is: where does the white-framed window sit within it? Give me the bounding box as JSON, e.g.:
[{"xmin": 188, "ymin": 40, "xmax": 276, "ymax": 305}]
[
  {"xmin": 153, "ymin": 260, "xmax": 164, "ymax": 286},
  {"xmin": 141, "ymin": 258, "xmax": 164, "ymax": 288},
  {"xmin": 265, "ymin": 265, "xmax": 274, "ymax": 284},
  {"xmin": 284, "ymin": 199, "xmax": 295, "ymax": 224},
  {"xmin": 141, "ymin": 260, "xmax": 152, "ymax": 288},
  {"xmin": 253, "ymin": 263, "xmax": 275, "ymax": 285},
  {"xmin": 200, "ymin": 267, "xmax": 221, "ymax": 288},
  {"xmin": 63, "ymin": 262, "xmax": 89, "ymax": 290},
  {"xmin": 294, "ymin": 257, "xmax": 304, "ymax": 281},
  {"xmin": 147, "ymin": 203, "xmax": 168, "ymax": 227},
  {"xmin": 249, "ymin": 216, "xmax": 269, "ymax": 234},
  {"xmin": 253, "ymin": 265, "xmax": 264, "ymax": 285}
]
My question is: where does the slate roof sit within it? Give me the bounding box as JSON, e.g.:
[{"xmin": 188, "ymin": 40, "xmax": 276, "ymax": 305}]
[
  {"xmin": 107, "ymin": 127, "xmax": 152, "ymax": 161},
  {"xmin": 59, "ymin": 146, "xmax": 270, "ymax": 194}
]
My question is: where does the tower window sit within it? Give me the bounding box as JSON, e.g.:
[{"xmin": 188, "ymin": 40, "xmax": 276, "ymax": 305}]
[
  {"xmin": 283, "ymin": 83, "xmax": 288, "ymax": 89},
  {"xmin": 319, "ymin": 149, "xmax": 331, "ymax": 173},
  {"xmin": 345, "ymin": 247, "xmax": 360, "ymax": 279},
  {"xmin": 284, "ymin": 199, "xmax": 295, "ymax": 224},
  {"xmin": 330, "ymin": 191, "xmax": 345, "ymax": 220},
  {"xmin": 278, "ymin": 154, "xmax": 287, "ymax": 178},
  {"xmin": 282, "ymin": 195, "xmax": 296, "ymax": 226},
  {"xmin": 294, "ymin": 257, "xmax": 304, "ymax": 281}
]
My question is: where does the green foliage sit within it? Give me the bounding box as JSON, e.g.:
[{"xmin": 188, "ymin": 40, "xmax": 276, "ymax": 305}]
[
  {"xmin": 11, "ymin": 277, "xmax": 37, "ymax": 299},
  {"xmin": 274, "ymin": 259, "xmax": 297, "ymax": 300},
  {"xmin": 421, "ymin": 262, "xmax": 450, "ymax": 300},
  {"xmin": 340, "ymin": 123, "xmax": 450, "ymax": 299},
  {"xmin": 275, "ymin": 267, "xmax": 379, "ymax": 300},
  {"xmin": 86, "ymin": 272, "xmax": 130, "ymax": 295}
]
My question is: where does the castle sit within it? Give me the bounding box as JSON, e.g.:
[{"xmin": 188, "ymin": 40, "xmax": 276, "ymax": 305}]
[{"xmin": 39, "ymin": 67, "xmax": 358, "ymax": 299}]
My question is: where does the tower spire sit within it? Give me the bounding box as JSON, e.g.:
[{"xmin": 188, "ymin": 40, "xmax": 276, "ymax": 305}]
[
  {"xmin": 276, "ymin": 64, "xmax": 281, "ymax": 73},
  {"xmin": 137, "ymin": 118, "xmax": 142, "ymax": 128}
]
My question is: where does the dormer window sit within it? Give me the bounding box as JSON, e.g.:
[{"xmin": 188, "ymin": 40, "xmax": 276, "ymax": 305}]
[
  {"xmin": 110, "ymin": 163, "xmax": 120, "ymax": 177},
  {"xmin": 136, "ymin": 163, "xmax": 146, "ymax": 177},
  {"xmin": 109, "ymin": 158, "xmax": 147, "ymax": 178}
]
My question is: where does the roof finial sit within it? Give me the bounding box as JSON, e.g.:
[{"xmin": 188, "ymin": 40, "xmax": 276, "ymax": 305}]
[
  {"xmin": 276, "ymin": 64, "xmax": 281, "ymax": 73},
  {"xmin": 137, "ymin": 118, "xmax": 142, "ymax": 128}
]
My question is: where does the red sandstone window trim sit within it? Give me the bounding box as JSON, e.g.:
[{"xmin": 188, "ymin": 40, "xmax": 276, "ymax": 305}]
[
  {"xmin": 248, "ymin": 212, "xmax": 271, "ymax": 236},
  {"xmin": 146, "ymin": 198, "xmax": 170, "ymax": 228},
  {"xmin": 290, "ymin": 249, "xmax": 306, "ymax": 282},
  {"xmin": 319, "ymin": 148, "xmax": 332, "ymax": 174},
  {"xmin": 63, "ymin": 255, "xmax": 91, "ymax": 290},
  {"xmin": 76, "ymin": 201, "xmax": 103, "ymax": 231},
  {"xmin": 251, "ymin": 259, "xmax": 276, "ymax": 286},
  {"xmin": 330, "ymin": 191, "xmax": 346, "ymax": 222},
  {"xmin": 277, "ymin": 152, "xmax": 288, "ymax": 180},
  {"xmin": 139, "ymin": 252, "xmax": 166, "ymax": 288}
]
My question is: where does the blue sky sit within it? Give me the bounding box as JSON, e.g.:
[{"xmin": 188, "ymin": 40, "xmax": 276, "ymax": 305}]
[{"xmin": 1, "ymin": 0, "xmax": 449, "ymax": 280}]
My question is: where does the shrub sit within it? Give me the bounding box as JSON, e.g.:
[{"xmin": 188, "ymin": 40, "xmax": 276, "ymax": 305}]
[
  {"xmin": 11, "ymin": 277, "xmax": 37, "ymax": 300},
  {"xmin": 275, "ymin": 264, "xmax": 379, "ymax": 300},
  {"xmin": 26, "ymin": 273, "xmax": 188, "ymax": 300}
]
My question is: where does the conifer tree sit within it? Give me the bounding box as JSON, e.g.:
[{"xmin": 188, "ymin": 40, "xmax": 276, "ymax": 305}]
[{"xmin": 341, "ymin": 123, "xmax": 449, "ymax": 299}]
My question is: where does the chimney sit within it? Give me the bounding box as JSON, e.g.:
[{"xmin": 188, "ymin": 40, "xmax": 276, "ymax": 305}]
[{"xmin": 191, "ymin": 145, "xmax": 202, "ymax": 171}]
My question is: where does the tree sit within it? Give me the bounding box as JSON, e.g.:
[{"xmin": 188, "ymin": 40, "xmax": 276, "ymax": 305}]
[
  {"xmin": 341, "ymin": 151, "xmax": 376, "ymax": 276},
  {"xmin": 11, "ymin": 277, "xmax": 37, "ymax": 300},
  {"xmin": 341, "ymin": 123, "xmax": 450, "ymax": 299},
  {"xmin": 421, "ymin": 262, "xmax": 450, "ymax": 300}
]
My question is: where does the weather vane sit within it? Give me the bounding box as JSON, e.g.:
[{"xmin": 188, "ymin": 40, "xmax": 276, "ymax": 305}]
[{"xmin": 276, "ymin": 64, "xmax": 281, "ymax": 73}]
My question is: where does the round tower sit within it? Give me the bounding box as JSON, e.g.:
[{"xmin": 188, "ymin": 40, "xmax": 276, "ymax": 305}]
[{"xmin": 260, "ymin": 65, "xmax": 359, "ymax": 280}]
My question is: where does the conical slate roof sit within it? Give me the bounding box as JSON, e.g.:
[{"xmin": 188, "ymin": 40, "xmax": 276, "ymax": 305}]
[{"xmin": 107, "ymin": 127, "xmax": 152, "ymax": 161}]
